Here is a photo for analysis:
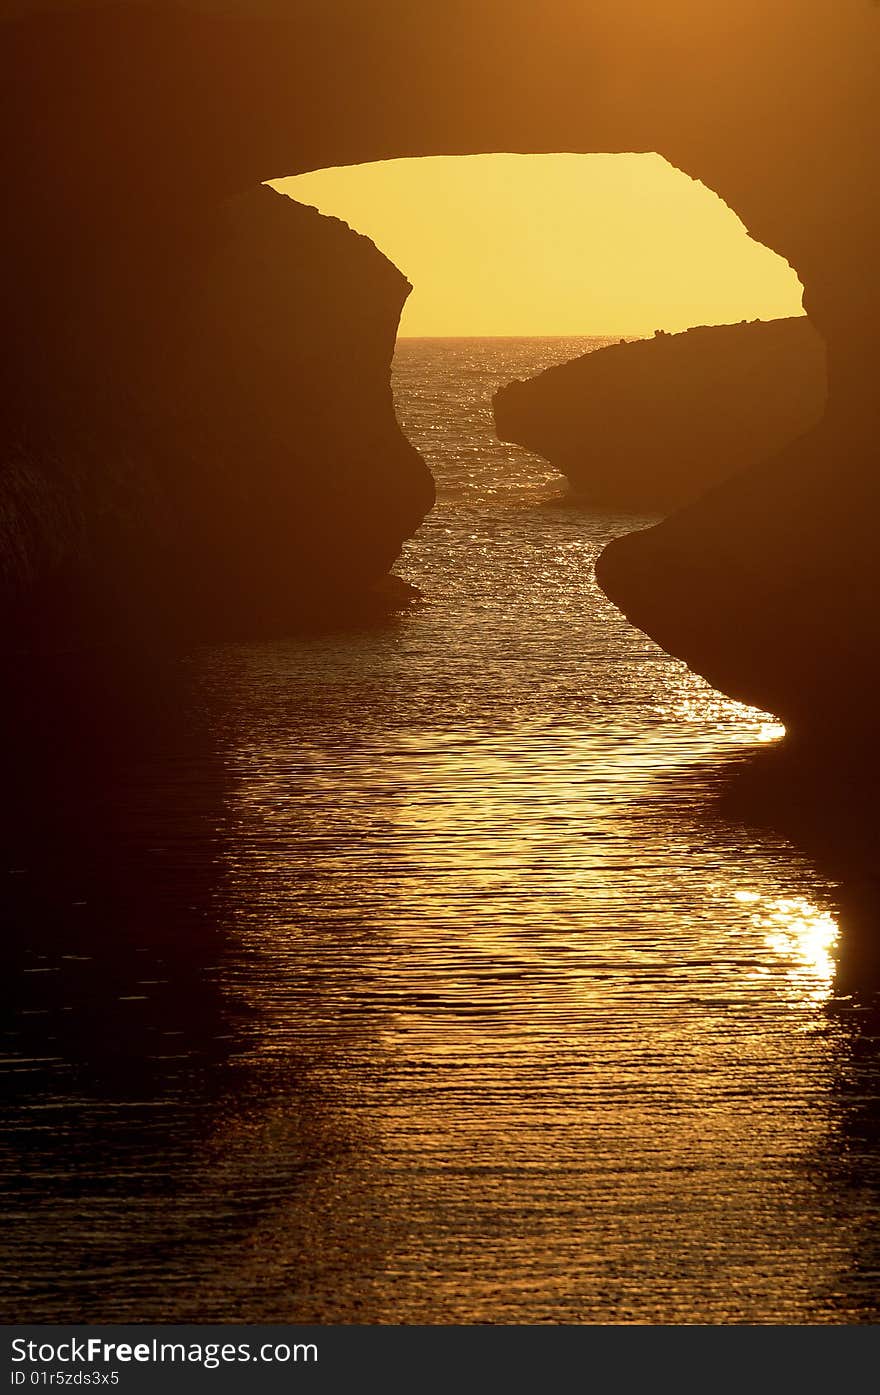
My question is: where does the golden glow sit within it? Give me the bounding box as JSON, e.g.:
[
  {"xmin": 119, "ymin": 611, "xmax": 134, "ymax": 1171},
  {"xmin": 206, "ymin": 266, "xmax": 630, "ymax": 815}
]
[
  {"xmin": 274, "ymin": 154, "xmax": 805, "ymax": 337},
  {"xmin": 760, "ymin": 897, "xmax": 840, "ymax": 1003},
  {"xmin": 756, "ymin": 721, "xmax": 787, "ymax": 743},
  {"xmin": 721, "ymin": 891, "xmax": 840, "ymax": 1005}
]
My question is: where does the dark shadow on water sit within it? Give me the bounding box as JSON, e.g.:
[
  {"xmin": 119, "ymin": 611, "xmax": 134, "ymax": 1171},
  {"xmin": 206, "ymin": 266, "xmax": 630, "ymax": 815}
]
[
  {"xmin": 670, "ymin": 736, "xmax": 880, "ymax": 1321},
  {"xmin": 0, "ymin": 650, "xmax": 241, "ymax": 1085},
  {"xmin": 5, "ymin": 641, "xmax": 880, "ymax": 1321},
  {"xmin": 672, "ymin": 735, "xmax": 880, "ymax": 994},
  {"xmin": 0, "ymin": 645, "xmax": 386, "ymax": 1321}
]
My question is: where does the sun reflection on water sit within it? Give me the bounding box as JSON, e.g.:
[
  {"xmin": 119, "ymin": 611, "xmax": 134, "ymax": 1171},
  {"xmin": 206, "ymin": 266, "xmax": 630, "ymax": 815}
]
[
  {"xmin": 199, "ymin": 340, "xmax": 865, "ymax": 1322},
  {"xmin": 726, "ymin": 887, "xmax": 840, "ymax": 1005},
  {"xmin": 761, "ymin": 897, "xmax": 840, "ymax": 1004},
  {"xmin": 209, "ymin": 341, "xmax": 874, "ymax": 1323}
]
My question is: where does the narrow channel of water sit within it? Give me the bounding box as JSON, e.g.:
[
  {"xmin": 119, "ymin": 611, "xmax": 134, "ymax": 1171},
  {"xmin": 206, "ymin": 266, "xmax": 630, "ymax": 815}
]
[{"xmin": 2, "ymin": 337, "xmax": 877, "ymax": 1323}]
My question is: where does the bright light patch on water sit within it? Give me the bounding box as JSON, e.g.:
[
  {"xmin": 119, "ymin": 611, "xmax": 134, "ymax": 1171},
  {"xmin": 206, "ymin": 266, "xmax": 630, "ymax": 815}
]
[{"xmin": 6, "ymin": 338, "xmax": 876, "ymax": 1327}]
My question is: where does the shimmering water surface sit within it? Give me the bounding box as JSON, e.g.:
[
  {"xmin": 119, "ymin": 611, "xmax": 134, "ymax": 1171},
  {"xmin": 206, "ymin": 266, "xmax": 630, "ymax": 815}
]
[{"xmin": 2, "ymin": 338, "xmax": 879, "ymax": 1323}]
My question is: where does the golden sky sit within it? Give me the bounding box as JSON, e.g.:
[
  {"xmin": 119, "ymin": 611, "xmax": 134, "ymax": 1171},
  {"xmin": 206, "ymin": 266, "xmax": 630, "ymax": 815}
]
[{"xmin": 275, "ymin": 154, "xmax": 804, "ymax": 337}]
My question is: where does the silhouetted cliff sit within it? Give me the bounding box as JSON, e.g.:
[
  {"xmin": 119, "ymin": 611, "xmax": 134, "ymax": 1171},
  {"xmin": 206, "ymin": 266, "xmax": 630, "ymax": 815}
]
[
  {"xmin": 0, "ymin": 183, "xmax": 432, "ymax": 645},
  {"xmin": 2, "ymin": 0, "xmax": 878, "ymax": 668},
  {"xmin": 494, "ymin": 319, "xmax": 827, "ymax": 510},
  {"xmin": 597, "ymin": 410, "xmax": 878, "ymax": 738}
]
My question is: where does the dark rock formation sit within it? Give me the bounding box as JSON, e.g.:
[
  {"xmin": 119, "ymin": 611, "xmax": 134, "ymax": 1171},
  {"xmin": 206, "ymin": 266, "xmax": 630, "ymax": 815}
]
[
  {"xmin": 494, "ymin": 319, "xmax": 827, "ymax": 510},
  {"xmin": 0, "ymin": 177, "xmax": 433, "ymax": 647},
  {"xmin": 1, "ymin": 0, "xmax": 878, "ymax": 664},
  {"xmin": 597, "ymin": 411, "xmax": 878, "ymax": 737}
]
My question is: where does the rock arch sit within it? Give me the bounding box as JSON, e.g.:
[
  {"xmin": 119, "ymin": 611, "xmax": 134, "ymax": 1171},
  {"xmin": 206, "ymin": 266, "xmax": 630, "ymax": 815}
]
[{"xmin": 1, "ymin": 1, "xmax": 876, "ymax": 656}]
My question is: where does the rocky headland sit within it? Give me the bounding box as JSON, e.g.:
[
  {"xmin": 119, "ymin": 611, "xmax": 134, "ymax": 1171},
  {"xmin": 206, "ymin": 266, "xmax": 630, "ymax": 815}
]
[
  {"xmin": 0, "ymin": 174, "xmax": 433, "ymax": 648},
  {"xmin": 494, "ymin": 319, "xmax": 827, "ymax": 510},
  {"xmin": 596, "ymin": 409, "xmax": 879, "ymax": 739},
  {"xmin": 2, "ymin": 0, "xmax": 878, "ymax": 696}
]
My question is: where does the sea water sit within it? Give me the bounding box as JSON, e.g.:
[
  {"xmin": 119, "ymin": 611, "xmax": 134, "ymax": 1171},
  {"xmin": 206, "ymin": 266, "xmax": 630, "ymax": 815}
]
[{"xmin": 1, "ymin": 338, "xmax": 877, "ymax": 1323}]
